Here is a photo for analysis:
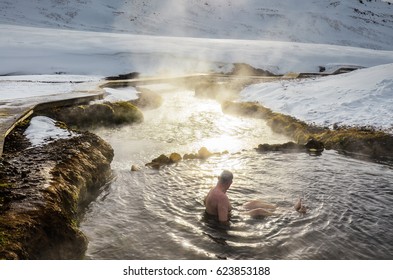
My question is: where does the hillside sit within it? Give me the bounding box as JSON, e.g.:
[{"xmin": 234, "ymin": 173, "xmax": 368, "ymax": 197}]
[{"xmin": 1, "ymin": 0, "xmax": 393, "ymax": 50}]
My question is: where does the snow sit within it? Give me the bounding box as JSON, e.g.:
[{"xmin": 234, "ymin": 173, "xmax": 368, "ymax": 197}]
[
  {"xmin": 24, "ymin": 116, "xmax": 78, "ymax": 147},
  {"xmin": 102, "ymin": 87, "xmax": 139, "ymax": 102},
  {"xmin": 1, "ymin": 1, "xmax": 393, "ymax": 134},
  {"xmin": 1, "ymin": 24, "xmax": 393, "ymax": 77},
  {"xmin": 0, "ymin": 75, "xmax": 101, "ymax": 100},
  {"xmin": 1, "ymin": 0, "xmax": 392, "ymax": 50},
  {"xmin": 240, "ymin": 63, "xmax": 393, "ymax": 132}
]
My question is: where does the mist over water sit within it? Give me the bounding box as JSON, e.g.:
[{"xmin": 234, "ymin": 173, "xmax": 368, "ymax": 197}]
[{"xmin": 80, "ymin": 85, "xmax": 393, "ymax": 259}]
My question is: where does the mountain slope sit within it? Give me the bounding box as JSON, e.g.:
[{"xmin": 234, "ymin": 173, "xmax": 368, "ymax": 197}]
[{"xmin": 1, "ymin": 0, "xmax": 393, "ymax": 50}]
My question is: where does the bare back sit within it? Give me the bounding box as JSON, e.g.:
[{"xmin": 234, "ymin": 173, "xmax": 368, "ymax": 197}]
[{"xmin": 204, "ymin": 187, "xmax": 231, "ymax": 223}]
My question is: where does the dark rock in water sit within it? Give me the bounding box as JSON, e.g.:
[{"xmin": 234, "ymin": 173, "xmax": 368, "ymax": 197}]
[
  {"xmin": 305, "ymin": 138, "xmax": 325, "ymax": 153},
  {"xmin": 0, "ymin": 128, "xmax": 114, "ymax": 259},
  {"xmin": 146, "ymin": 148, "xmax": 226, "ymax": 169},
  {"xmin": 146, "ymin": 153, "xmax": 182, "ymax": 169},
  {"xmin": 183, "ymin": 153, "xmax": 198, "ymax": 160},
  {"xmin": 105, "ymin": 72, "xmax": 140, "ymax": 81},
  {"xmin": 256, "ymin": 139, "xmax": 324, "ymax": 155},
  {"xmin": 256, "ymin": 142, "xmax": 304, "ymax": 152}
]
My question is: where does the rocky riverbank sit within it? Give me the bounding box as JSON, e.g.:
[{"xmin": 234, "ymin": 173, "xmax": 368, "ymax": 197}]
[
  {"xmin": 195, "ymin": 78, "xmax": 393, "ymax": 161},
  {"xmin": 0, "ymin": 121, "xmax": 114, "ymax": 259},
  {"xmin": 222, "ymin": 100, "xmax": 393, "ymax": 160}
]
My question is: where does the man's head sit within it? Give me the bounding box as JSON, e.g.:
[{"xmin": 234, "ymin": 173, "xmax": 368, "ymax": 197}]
[{"xmin": 218, "ymin": 170, "xmax": 233, "ymax": 187}]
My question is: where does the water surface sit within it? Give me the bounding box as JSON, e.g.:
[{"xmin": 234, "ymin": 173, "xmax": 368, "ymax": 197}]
[{"xmin": 80, "ymin": 85, "xmax": 393, "ymax": 259}]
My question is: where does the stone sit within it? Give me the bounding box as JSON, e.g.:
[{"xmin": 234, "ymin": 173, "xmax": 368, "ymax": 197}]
[
  {"xmin": 131, "ymin": 164, "xmax": 141, "ymax": 171},
  {"xmin": 198, "ymin": 147, "xmax": 213, "ymax": 159},
  {"xmin": 304, "ymin": 138, "xmax": 325, "ymax": 153},
  {"xmin": 169, "ymin": 153, "xmax": 182, "ymax": 163}
]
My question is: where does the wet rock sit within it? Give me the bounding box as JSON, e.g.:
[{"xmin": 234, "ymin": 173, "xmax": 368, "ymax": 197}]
[
  {"xmin": 145, "ymin": 153, "xmax": 182, "ymax": 169},
  {"xmin": 37, "ymin": 101, "xmax": 144, "ymax": 129},
  {"xmin": 198, "ymin": 147, "xmax": 213, "ymax": 159},
  {"xmin": 183, "ymin": 153, "xmax": 198, "ymax": 160},
  {"xmin": 256, "ymin": 139, "xmax": 324, "ymax": 155},
  {"xmin": 131, "ymin": 164, "xmax": 141, "ymax": 172},
  {"xmin": 0, "ymin": 127, "xmax": 114, "ymax": 259},
  {"xmin": 169, "ymin": 153, "xmax": 182, "ymax": 163},
  {"xmin": 304, "ymin": 138, "xmax": 324, "ymax": 153},
  {"xmin": 256, "ymin": 142, "xmax": 304, "ymax": 152}
]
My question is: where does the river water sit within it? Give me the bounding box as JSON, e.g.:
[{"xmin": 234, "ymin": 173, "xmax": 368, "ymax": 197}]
[{"xmin": 80, "ymin": 84, "xmax": 393, "ymax": 260}]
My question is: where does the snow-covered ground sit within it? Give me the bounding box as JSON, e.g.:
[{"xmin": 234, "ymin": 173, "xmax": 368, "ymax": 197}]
[
  {"xmin": 240, "ymin": 63, "xmax": 393, "ymax": 133},
  {"xmin": 1, "ymin": 1, "xmax": 393, "ymax": 135},
  {"xmin": 1, "ymin": 0, "xmax": 393, "ymax": 50},
  {"xmin": 24, "ymin": 116, "xmax": 79, "ymax": 147}
]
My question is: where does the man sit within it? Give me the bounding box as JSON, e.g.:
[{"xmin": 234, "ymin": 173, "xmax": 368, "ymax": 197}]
[{"xmin": 204, "ymin": 170, "xmax": 233, "ymax": 224}]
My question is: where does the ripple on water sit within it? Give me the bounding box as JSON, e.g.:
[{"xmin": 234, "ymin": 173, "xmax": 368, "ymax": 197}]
[{"xmin": 80, "ymin": 88, "xmax": 393, "ymax": 260}]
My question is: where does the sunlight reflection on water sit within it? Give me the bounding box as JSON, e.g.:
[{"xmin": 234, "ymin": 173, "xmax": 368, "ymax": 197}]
[{"xmin": 80, "ymin": 86, "xmax": 393, "ymax": 260}]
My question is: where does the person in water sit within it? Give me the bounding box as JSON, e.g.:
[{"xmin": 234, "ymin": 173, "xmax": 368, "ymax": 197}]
[
  {"xmin": 204, "ymin": 170, "xmax": 305, "ymax": 224},
  {"xmin": 204, "ymin": 170, "xmax": 233, "ymax": 224}
]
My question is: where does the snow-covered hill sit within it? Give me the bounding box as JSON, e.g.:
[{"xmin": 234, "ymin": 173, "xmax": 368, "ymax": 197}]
[{"xmin": 1, "ymin": 0, "xmax": 393, "ymax": 50}]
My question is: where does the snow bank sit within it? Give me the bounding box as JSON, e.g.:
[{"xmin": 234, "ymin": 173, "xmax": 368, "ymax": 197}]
[
  {"xmin": 0, "ymin": 75, "xmax": 101, "ymax": 100},
  {"xmin": 102, "ymin": 87, "xmax": 139, "ymax": 102},
  {"xmin": 240, "ymin": 63, "xmax": 393, "ymax": 132},
  {"xmin": 1, "ymin": 25, "xmax": 393, "ymax": 76},
  {"xmin": 1, "ymin": 0, "xmax": 392, "ymax": 50},
  {"xmin": 24, "ymin": 116, "xmax": 78, "ymax": 147}
]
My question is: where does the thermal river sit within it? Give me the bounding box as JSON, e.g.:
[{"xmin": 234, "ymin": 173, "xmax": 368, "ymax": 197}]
[{"xmin": 80, "ymin": 84, "xmax": 393, "ymax": 259}]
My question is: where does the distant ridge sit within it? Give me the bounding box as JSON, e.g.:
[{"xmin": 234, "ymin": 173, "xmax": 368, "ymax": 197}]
[{"xmin": 1, "ymin": 0, "xmax": 393, "ymax": 50}]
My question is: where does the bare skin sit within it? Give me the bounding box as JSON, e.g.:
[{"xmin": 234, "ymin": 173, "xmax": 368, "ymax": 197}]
[
  {"xmin": 242, "ymin": 200, "xmax": 277, "ymax": 218},
  {"xmin": 204, "ymin": 171, "xmax": 233, "ymax": 224}
]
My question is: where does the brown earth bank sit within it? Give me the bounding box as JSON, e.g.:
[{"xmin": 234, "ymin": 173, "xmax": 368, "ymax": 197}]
[{"xmin": 0, "ymin": 122, "xmax": 114, "ymax": 259}]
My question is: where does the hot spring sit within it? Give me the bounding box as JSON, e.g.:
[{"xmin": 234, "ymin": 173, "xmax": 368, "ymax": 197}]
[{"xmin": 80, "ymin": 83, "xmax": 393, "ymax": 260}]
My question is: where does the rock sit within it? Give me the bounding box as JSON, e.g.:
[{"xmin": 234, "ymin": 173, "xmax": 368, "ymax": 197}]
[
  {"xmin": 0, "ymin": 128, "xmax": 114, "ymax": 259},
  {"xmin": 256, "ymin": 142, "xmax": 304, "ymax": 152},
  {"xmin": 37, "ymin": 101, "xmax": 143, "ymax": 129},
  {"xmin": 145, "ymin": 154, "xmax": 171, "ymax": 169},
  {"xmin": 105, "ymin": 72, "xmax": 140, "ymax": 81},
  {"xmin": 145, "ymin": 153, "xmax": 183, "ymax": 169},
  {"xmin": 131, "ymin": 164, "xmax": 141, "ymax": 171},
  {"xmin": 304, "ymin": 138, "xmax": 325, "ymax": 153},
  {"xmin": 198, "ymin": 147, "xmax": 213, "ymax": 159},
  {"xmin": 183, "ymin": 153, "xmax": 198, "ymax": 160},
  {"xmin": 169, "ymin": 153, "xmax": 182, "ymax": 163},
  {"xmin": 256, "ymin": 140, "xmax": 324, "ymax": 155}
]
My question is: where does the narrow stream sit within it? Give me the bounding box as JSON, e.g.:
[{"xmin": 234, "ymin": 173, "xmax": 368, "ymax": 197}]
[{"xmin": 80, "ymin": 84, "xmax": 393, "ymax": 259}]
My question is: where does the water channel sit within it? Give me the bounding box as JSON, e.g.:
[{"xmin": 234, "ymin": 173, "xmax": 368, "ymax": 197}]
[{"xmin": 80, "ymin": 83, "xmax": 393, "ymax": 259}]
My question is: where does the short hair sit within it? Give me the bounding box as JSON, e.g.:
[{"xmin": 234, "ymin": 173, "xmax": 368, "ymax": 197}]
[{"xmin": 219, "ymin": 170, "xmax": 233, "ymax": 185}]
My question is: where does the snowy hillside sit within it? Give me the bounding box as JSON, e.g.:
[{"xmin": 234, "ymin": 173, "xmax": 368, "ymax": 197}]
[{"xmin": 1, "ymin": 0, "xmax": 393, "ymax": 50}]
